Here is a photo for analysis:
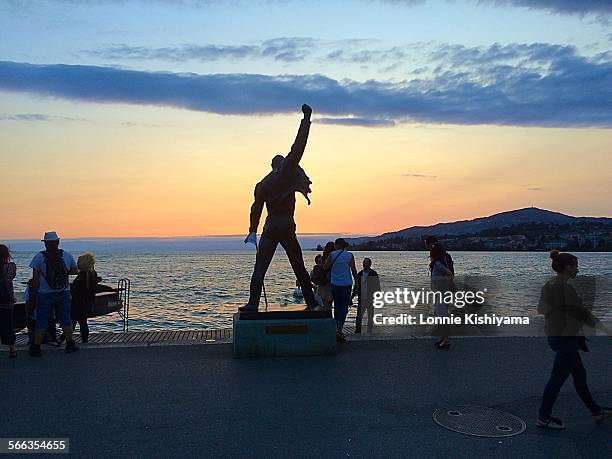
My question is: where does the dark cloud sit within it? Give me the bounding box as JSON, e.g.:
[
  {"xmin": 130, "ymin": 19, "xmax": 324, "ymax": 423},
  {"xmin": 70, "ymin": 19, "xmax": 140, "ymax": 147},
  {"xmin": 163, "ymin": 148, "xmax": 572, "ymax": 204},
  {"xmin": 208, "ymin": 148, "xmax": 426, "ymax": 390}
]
[
  {"xmin": 384, "ymin": 0, "xmax": 612, "ymax": 16},
  {"xmin": 0, "ymin": 113, "xmax": 85, "ymax": 122},
  {"xmin": 527, "ymin": 187, "xmax": 543, "ymax": 191},
  {"xmin": 1, "ymin": 42, "xmax": 610, "ymax": 128},
  {"xmin": 84, "ymin": 38, "xmax": 400, "ymax": 66},
  {"xmin": 429, "ymin": 42, "xmax": 576, "ymax": 66},
  {"xmin": 401, "ymin": 173, "xmax": 437, "ymax": 178},
  {"xmin": 121, "ymin": 121, "xmax": 164, "ymax": 127},
  {"xmin": 85, "ymin": 43, "xmax": 261, "ymax": 61},
  {"xmin": 85, "ymin": 38, "xmax": 315, "ymax": 63},
  {"xmin": 325, "ymin": 47, "xmax": 409, "ymax": 64},
  {"xmin": 316, "ymin": 117, "xmax": 396, "ymax": 127},
  {"xmin": 260, "ymin": 37, "xmax": 314, "ymax": 62},
  {"xmin": 477, "ymin": 1, "xmax": 612, "ymax": 16},
  {"xmin": 6, "ymin": 0, "xmax": 612, "ymax": 17}
]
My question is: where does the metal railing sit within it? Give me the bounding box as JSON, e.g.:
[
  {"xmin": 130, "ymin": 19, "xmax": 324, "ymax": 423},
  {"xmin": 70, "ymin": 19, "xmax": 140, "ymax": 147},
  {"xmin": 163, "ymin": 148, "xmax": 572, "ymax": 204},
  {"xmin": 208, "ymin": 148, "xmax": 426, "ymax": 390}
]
[{"xmin": 117, "ymin": 278, "xmax": 131, "ymax": 332}]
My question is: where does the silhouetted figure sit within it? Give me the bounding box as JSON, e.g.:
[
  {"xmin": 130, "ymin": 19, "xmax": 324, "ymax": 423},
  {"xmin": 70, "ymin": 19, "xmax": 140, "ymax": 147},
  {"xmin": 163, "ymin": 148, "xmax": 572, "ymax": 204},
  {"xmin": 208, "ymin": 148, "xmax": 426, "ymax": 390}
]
[
  {"xmin": 430, "ymin": 242, "xmax": 454, "ymax": 349},
  {"xmin": 28, "ymin": 231, "xmax": 79, "ymax": 357},
  {"xmin": 353, "ymin": 257, "xmax": 381, "ymax": 334},
  {"xmin": 425, "ymin": 236, "xmax": 454, "ymax": 275},
  {"xmin": 311, "ymin": 241, "xmax": 335, "ymax": 311},
  {"xmin": 70, "ymin": 253, "xmax": 101, "ymax": 343},
  {"xmin": 324, "ymin": 238, "xmax": 358, "ymax": 342},
  {"xmin": 240, "ymin": 105, "xmax": 317, "ymax": 311},
  {"xmin": 0, "ymin": 244, "xmax": 17, "ymax": 358},
  {"xmin": 536, "ymin": 250, "xmax": 611, "ymax": 429}
]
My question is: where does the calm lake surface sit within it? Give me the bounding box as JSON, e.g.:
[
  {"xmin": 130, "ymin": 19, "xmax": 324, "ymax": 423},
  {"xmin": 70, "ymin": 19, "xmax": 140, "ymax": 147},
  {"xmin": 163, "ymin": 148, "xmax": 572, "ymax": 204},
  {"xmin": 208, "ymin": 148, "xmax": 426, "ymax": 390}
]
[{"xmin": 7, "ymin": 240, "xmax": 612, "ymax": 332}]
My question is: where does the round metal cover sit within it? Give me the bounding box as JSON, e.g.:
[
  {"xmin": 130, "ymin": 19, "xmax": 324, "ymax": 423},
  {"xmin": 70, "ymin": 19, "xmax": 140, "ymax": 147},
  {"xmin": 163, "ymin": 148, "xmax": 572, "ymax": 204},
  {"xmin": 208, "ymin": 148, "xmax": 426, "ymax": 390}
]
[{"xmin": 433, "ymin": 405, "xmax": 526, "ymax": 437}]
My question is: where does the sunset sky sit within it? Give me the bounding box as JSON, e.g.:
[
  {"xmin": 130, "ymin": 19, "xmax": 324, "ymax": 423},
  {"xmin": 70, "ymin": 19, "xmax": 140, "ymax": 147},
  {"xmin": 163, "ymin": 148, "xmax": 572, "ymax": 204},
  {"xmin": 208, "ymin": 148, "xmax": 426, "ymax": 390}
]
[{"xmin": 1, "ymin": 0, "xmax": 611, "ymax": 238}]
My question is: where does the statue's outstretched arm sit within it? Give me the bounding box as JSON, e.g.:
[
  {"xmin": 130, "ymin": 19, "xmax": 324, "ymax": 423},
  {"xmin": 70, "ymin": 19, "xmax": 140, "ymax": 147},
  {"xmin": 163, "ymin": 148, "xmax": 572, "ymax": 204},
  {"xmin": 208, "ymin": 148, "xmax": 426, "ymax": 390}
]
[{"xmin": 283, "ymin": 104, "xmax": 312, "ymax": 172}]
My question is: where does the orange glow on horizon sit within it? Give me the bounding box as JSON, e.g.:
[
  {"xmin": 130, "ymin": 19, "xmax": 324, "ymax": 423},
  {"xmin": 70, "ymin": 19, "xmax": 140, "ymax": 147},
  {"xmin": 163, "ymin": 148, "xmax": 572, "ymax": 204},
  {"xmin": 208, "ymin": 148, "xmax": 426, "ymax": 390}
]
[{"xmin": 1, "ymin": 97, "xmax": 611, "ymax": 239}]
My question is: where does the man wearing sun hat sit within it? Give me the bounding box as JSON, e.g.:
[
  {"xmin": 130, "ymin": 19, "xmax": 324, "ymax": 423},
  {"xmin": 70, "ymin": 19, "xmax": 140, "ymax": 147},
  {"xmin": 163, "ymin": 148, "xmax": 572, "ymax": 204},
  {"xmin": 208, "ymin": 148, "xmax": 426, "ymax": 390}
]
[{"xmin": 28, "ymin": 231, "xmax": 79, "ymax": 357}]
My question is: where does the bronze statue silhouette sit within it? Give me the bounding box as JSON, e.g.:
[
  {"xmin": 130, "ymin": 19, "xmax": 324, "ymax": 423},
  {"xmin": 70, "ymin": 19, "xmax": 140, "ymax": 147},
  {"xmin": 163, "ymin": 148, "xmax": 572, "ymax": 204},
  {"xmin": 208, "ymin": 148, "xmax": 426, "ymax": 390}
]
[{"xmin": 240, "ymin": 104, "xmax": 317, "ymax": 311}]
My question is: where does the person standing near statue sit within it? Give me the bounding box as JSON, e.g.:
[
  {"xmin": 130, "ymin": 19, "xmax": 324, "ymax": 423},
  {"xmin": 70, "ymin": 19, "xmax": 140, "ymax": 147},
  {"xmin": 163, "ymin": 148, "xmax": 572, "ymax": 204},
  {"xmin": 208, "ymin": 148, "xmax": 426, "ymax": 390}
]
[
  {"xmin": 240, "ymin": 104, "xmax": 317, "ymax": 312},
  {"xmin": 353, "ymin": 257, "xmax": 381, "ymax": 334}
]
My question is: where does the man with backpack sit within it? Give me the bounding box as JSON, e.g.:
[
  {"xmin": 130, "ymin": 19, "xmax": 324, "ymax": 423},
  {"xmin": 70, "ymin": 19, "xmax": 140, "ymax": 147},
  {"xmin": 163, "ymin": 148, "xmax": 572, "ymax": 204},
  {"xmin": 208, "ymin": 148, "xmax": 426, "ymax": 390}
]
[{"xmin": 28, "ymin": 231, "xmax": 79, "ymax": 357}]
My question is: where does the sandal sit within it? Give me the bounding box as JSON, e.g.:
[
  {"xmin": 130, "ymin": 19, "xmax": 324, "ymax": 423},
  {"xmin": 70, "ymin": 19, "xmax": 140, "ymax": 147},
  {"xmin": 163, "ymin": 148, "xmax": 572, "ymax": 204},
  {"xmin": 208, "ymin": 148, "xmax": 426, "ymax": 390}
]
[
  {"xmin": 434, "ymin": 338, "xmax": 443, "ymax": 347},
  {"xmin": 593, "ymin": 407, "xmax": 612, "ymax": 424},
  {"xmin": 436, "ymin": 340, "xmax": 451, "ymax": 350},
  {"xmin": 536, "ymin": 416, "xmax": 565, "ymax": 430},
  {"xmin": 9, "ymin": 351, "xmax": 17, "ymax": 359}
]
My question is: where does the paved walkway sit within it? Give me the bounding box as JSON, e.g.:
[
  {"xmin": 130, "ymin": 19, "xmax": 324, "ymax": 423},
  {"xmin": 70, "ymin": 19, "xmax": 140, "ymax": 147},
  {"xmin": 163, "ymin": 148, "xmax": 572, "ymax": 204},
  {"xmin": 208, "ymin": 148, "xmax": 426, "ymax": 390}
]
[{"xmin": 1, "ymin": 336, "xmax": 610, "ymax": 458}]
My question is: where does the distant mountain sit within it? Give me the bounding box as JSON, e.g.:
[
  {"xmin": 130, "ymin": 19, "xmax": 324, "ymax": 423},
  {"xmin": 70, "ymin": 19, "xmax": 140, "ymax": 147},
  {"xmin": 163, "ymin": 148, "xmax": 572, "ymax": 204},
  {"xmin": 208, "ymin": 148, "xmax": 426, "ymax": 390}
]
[{"xmin": 348, "ymin": 207, "xmax": 612, "ymax": 245}]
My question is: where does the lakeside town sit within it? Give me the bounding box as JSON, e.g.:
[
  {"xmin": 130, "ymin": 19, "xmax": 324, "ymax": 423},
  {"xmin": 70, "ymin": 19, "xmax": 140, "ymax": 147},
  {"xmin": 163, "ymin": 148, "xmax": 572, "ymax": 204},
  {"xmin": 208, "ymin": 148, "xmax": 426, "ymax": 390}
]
[{"xmin": 347, "ymin": 221, "xmax": 612, "ymax": 252}]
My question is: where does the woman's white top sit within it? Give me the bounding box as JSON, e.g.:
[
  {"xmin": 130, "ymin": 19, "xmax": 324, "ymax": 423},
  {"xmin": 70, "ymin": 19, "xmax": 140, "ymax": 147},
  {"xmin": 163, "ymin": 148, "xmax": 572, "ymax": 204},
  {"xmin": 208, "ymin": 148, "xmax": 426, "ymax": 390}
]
[{"xmin": 330, "ymin": 249, "xmax": 353, "ymax": 286}]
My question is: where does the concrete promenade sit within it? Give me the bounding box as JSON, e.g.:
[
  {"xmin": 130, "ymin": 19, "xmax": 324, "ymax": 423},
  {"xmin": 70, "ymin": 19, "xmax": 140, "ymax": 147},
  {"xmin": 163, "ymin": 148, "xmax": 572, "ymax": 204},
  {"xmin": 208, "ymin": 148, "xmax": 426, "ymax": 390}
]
[{"xmin": 1, "ymin": 336, "xmax": 610, "ymax": 458}]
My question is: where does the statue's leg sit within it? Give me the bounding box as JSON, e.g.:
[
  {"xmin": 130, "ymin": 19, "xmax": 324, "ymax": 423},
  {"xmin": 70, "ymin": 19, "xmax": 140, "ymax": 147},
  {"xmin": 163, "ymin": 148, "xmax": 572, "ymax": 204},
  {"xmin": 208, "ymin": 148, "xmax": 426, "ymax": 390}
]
[
  {"xmin": 280, "ymin": 233, "xmax": 316, "ymax": 308},
  {"xmin": 247, "ymin": 235, "xmax": 278, "ymax": 307}
]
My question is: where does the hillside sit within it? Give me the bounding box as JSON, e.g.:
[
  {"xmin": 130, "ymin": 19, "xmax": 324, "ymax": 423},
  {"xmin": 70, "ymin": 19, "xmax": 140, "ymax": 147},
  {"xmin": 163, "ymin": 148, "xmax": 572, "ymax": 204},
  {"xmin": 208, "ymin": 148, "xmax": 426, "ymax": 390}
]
[{"xmin": 347, "ymin": 207, "xmax": 612, "ymax": 251}]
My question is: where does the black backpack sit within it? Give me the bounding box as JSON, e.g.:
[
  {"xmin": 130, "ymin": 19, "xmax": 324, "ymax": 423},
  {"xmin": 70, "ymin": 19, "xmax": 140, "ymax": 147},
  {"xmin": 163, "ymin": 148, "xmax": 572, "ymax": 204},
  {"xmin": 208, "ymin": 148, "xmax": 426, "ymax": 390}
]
[
  {"xmin": 41, "ymin": 249, "xmax": 69, "ymax": 290},
  {"xmin": 311, "ymin": 265, "xmax": 329, "ymax": 286},
  {"xmin": 0, "ymin": 265, "xmax": 11, "ymax": 305}
]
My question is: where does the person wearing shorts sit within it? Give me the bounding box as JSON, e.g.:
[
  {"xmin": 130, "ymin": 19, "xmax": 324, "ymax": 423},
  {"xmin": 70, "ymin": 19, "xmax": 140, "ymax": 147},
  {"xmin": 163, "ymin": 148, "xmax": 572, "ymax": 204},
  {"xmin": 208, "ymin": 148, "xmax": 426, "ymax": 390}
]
[{"xmin": 28, "ymin": 231, "xmax": 79, "ymax": 357}]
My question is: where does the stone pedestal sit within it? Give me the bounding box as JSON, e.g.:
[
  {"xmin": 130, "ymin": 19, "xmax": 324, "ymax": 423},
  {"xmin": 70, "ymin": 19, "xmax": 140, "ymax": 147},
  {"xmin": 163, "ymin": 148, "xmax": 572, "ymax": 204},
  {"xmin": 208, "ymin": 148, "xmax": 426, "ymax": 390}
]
[{"xmin": 233, "ymin": 310, "xmax": 336, "ymax": 357}]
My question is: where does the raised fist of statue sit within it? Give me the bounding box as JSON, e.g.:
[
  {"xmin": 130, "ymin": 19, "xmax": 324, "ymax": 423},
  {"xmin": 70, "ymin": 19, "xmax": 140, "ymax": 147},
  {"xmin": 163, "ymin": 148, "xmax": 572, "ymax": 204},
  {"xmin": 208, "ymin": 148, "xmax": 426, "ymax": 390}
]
[{"xmin": 301, "ymin": 104, "xmax": 312, "ymax": 118}]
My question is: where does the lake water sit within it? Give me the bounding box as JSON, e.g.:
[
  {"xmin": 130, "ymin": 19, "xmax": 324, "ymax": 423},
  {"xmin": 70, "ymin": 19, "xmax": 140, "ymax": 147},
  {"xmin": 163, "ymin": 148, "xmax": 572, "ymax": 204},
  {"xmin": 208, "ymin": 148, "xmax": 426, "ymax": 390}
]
[{"xmin": 6, "ymin": 238, "xmax": 612, "ymax": 332}]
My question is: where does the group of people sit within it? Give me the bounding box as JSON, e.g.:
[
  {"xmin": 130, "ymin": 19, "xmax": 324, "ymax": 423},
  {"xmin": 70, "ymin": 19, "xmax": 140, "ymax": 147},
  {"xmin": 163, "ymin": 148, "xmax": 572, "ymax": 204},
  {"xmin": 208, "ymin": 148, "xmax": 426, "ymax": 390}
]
[
  {"xmin": 0, "ymin": 231, "xmax": 107, "ymax": 358},
  {"xmin": 306, "ymin": 235, "xmax": 454, "ymax": 345},
  {"xmin": 309, "ymin": 238, "xmax": 381, "ymax": 342},
  {"xmin": 309, "ymin": 239, "xmax": 611, "ymax": 428}
]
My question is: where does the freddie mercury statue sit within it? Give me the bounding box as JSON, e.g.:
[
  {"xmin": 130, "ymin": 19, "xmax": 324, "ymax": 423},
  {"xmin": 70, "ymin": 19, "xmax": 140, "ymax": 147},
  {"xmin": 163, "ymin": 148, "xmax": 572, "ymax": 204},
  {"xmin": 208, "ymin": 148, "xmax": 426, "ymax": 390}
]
[{"xmin": 239, "ymin": 104, "xmax": 317, "ymax": 312}]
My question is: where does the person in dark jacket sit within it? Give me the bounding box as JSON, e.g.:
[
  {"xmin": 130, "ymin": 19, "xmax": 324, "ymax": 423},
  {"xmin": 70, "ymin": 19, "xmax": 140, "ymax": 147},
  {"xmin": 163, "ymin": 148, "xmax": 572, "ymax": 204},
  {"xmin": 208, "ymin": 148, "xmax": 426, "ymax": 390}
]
[
  {"xmin": 0, "ymin": 244, "xmax": 17, "ymax": 358},
  {"xmin": 70, "ymin": 253, "xmax": 102, "ymax": 343},
  {"xmin": 310, "ymin": 242, "xmax": 335, "ymax": 311},
  {"xmin": 240, "ymin": 104, "xmax": 317, "ymax": 312},
  {"xmin": 353, "ymin": 258, "xmax": 381, "ymax": 333},
  {"xmin": 536, "ymin": 250, "xmax": 611, "ymax": 430}
]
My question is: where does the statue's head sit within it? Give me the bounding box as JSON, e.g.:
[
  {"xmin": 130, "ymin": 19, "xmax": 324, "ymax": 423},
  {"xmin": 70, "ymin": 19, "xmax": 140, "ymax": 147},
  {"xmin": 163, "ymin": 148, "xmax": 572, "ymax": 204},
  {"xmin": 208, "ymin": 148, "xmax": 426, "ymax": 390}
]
[{"xmin": 271, "ymin": 154, "xmax": 285, "ymax": 171}]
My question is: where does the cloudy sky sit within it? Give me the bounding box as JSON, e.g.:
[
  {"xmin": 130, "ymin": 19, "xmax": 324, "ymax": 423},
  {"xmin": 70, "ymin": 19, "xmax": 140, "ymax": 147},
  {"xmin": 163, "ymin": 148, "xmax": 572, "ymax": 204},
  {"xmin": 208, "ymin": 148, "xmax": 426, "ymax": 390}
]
[{"xmin": 1, "ymin": 0, "xmax": 611, "ymax": 238}]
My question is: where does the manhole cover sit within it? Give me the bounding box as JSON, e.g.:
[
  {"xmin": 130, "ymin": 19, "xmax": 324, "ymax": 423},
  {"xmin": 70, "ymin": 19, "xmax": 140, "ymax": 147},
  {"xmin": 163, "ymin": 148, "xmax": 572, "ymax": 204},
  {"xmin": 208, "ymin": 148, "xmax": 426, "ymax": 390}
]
[{"xmin": 433, "ymin": 405, "xmax": 526, "ymax": 437}]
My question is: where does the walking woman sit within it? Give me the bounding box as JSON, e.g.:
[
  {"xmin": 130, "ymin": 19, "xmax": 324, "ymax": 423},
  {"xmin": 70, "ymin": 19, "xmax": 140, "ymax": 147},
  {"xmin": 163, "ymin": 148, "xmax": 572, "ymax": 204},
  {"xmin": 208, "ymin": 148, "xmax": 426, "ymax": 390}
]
[
  {"xmin": 324, "ymin": 238, "xmax": 357, "ymax": 343},
  {"xmin": 536, "ymin": 250, "xmax": 611, "ymax": 429},
  {"xmin": 429, "ymin": 242, "xmax": 454, "ymax": 349},
  {"xmin": 0, "ymin": 244, "xmax": 17, "ymax": 358}
]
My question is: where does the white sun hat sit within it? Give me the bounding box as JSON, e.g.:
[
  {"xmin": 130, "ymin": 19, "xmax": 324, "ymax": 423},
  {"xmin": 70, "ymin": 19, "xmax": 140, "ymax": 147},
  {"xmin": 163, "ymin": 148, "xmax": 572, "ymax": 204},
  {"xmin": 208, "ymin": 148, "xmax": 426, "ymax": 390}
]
[{"xmin": 42, "ymin": 231, "xmax": 60, "ymax": 242}]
